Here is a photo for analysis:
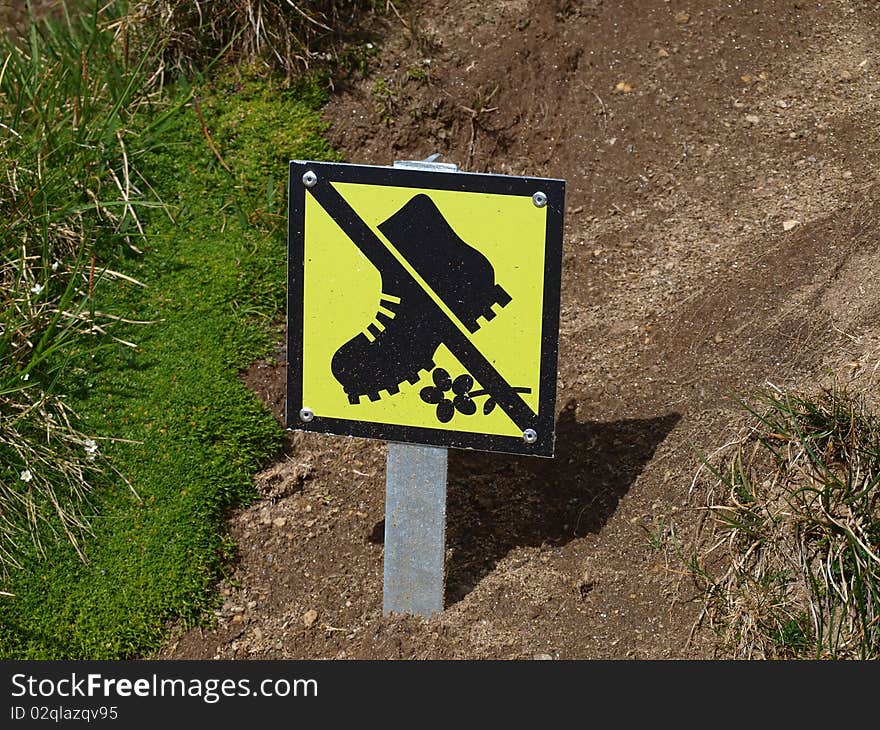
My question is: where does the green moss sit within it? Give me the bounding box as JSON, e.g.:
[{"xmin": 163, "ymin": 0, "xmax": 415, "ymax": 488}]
[{"xmin": 0, "ymin": 71, "xmax": 338, "ymax": 658}]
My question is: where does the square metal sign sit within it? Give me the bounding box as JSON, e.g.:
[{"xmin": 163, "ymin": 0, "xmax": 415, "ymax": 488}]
[{"xmin": 286, "ymin": 160, "xmax": 565, "ymax": 456}]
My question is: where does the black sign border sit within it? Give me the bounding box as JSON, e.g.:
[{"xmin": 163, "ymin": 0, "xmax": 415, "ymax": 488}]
[{"xmin": 287, "ymin": 161, "xmax": 565, "ymax": 457}]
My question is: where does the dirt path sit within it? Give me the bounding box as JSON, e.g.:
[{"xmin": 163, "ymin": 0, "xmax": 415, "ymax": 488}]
[{"xmin": 159, "ymin": 0, "xmax": 880, "ymax": 659}]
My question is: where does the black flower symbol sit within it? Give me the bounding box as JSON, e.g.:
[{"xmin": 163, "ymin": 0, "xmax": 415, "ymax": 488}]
[
  {"xmin": 420, "ymin": 367, "xmax": 533, "ymax": 423},
  {"xmin": 420, "ymin": 368, "xmax": 477, "ymax": 423}
]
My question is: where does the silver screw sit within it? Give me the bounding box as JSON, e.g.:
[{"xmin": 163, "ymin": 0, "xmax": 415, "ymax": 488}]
[
  {"xmin": 532, "ymin": 191, "xmax": 548, "ymax": 208},
  {"xmin": 302, "ymin": 170, "xmax": 318, "ymax": 188},
  {"xmin": 523, "ymin": 428, "xmax": 538, "ymax": 444},
  {"xmin": 299, "ymin": 407, "xmax": 314, "ymax": 423}
]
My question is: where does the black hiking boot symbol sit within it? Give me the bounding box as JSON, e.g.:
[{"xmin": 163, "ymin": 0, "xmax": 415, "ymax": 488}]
[
  {"xmin": 330, "ymin": 194, "xmax": 511, "ymax": 404},
  {"xmin": 379, "ymin": 194, "xmax": 512, "ymax": 333}
]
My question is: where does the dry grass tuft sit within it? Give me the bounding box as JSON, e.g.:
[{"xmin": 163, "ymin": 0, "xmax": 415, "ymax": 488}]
[
  {"xmin": 133, "ymin": 0, "xmax": 386, "ymax": 75},
  {"xmin": 680, "ymin": 380, "xmax": 880, "ymax": 659}
]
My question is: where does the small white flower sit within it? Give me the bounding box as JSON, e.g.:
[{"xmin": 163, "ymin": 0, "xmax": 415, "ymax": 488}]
[
  {"xmin": 30, "ymin": 282, "xmax": 44, "ymax": 295},
  {"xmin": 21, "ymin": 373, "xmax": 29, "ymax": 381},
  {"xmin": 366, "ymin": 42, "xmax": 374, "ymax": 49},
  {"xmin": 51, "ymin": 261, "xmax": 59, "ymax": 272},
  {"xmin": 84, "ymin": 439, "xmax": 98, "ymax": 461},
  {"xmin": 20, "ymin": 470, "xmax": 33, "ymax": 483}
]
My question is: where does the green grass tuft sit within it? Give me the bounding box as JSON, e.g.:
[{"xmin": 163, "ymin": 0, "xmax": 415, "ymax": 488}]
[
  {"xmin": 0, "ymin": 62, "xmax": 339, "ymax": 657},
  {"xmin": 0, "ymin": 1, "xmax": 170, "ymax": 572}
]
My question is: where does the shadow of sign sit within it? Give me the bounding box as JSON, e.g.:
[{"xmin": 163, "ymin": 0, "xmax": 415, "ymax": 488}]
[{"xmin": 444, "ymin": 400, "xmax": 681, "ymax": 604}]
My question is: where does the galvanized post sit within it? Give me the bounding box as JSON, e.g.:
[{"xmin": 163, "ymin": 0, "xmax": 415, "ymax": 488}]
[
  {"xmin": 382, "ymin": 156, "xmax": 457, "ymax": 617},
  {"xmin": 383, "ymin": 442, "xmax": 448, "ymax": 616}
]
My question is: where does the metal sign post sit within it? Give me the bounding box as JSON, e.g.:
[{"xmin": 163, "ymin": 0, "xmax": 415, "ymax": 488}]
[
  {"xmin": 383, "ymin": 441, "xmax": 447, "ymax": 615},
  {"xmin": 382, "ymin": 157, "xmax": 456, "ymax": 616}
]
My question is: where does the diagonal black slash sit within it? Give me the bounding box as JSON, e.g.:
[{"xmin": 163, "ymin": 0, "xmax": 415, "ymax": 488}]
[{"xmin": 307, "ymin": 179, "xmax": 539, "ymax": 434}]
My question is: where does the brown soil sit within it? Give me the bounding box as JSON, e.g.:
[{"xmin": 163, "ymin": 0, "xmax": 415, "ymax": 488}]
[
  {"xmin": 158, "ymin": 0, "xmax": 880, "ymax": 659},
  {"xmin": 0, "ymin": 1, "xmax": 61, "ymax": 34}
]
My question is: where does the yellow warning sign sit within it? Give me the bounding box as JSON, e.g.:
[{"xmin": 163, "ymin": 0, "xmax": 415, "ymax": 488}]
[{"xmin": 287, "ymin": 161, "xmax": 565, "ymax": 456}]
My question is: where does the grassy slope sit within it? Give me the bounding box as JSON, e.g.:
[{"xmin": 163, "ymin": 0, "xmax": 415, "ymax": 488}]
[{"xmin": 0, "ymin": 73, "xmax": 338, "ymax": 658}]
